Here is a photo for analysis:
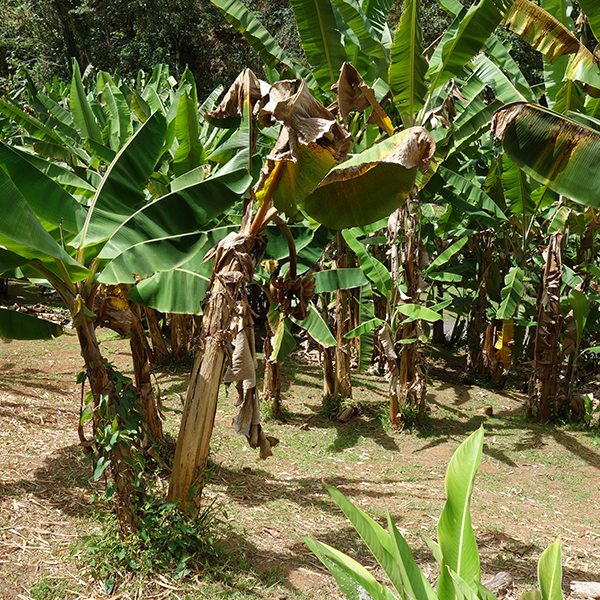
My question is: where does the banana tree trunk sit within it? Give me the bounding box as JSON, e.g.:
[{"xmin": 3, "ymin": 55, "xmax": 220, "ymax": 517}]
[
  {"xmin": 170, "ymin": 313, "xmax": 188, "ymax": 361},
  {"xmin": 334, "ymin": 233, "xmax": 352, "ymax": 399},
  {"xmin": 529, "ymin": 232, "xmax": 564, "ymax": 421},
  {"xmin": 168, "ymin": 231, "xmax": 267, "ymax": 510},
  {"xmin": 144, "ymin": 307, "xmax": 170, "ymax": 363},
  {"xmin": 396, "ymin": 205, "xmax": 426, "ymax": 419},
  {"xmin": 466, "ymin": 233, "xmax": 492, "ymax": 374},
  {"xmin": 130, "ymin": 308, "xmax": 163, "ymax": 443},
  {"xmin": 262, "ymin": 316, "xmax": 282, "ymax": 418},
  {"xmin": 75, "ymin": 314, "xmax": 137, "ymax": 536}
]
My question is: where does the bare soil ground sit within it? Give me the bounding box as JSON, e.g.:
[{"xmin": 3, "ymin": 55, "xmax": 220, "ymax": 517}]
[{"xmin": 1, "ymin": 284, "xmax": 600, "ymax": 600}]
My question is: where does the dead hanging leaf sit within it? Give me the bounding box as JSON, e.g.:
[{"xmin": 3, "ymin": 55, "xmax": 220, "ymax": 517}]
[
  {"xmin": 260, "ymin": 79, "xmax": 352, "ymax": 161},
  {"xmin": 232, "ymin": 388, "xmax": 279, "ymax": 459},
  {"xmin": 423, "ymin": 80, "xmax": 464, "ymax": 129},
  {"xmin": 254, "ymin": 79, "xmax": 352, "ymax": 217},
  {"xmin": 379, "ymin": 325, "xmax": 398, "ymax": 361},
  {"xmin": 331, "ymin": 62, "xmax": 394, "ymax": 136},
  {"xmin": 205, "ymin": 69, "xmax": 270, "ymax": 122},
  {"xmin": 223, "ymin": 328, "xmax": 257, "ymax": 389}
]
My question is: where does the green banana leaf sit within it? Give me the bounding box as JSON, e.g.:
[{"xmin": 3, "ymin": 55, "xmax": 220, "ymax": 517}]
[
  {"xmin": 331, "ymin": 0, "xmax": 388, "ymax": 69},
  {"xmin": 99, "ymin": 166, "xmax": 250, "ymax": 261},
  {"xmin": 553, "ymin": 80, "xmax": 585, "ymax": 115},
  {"xmin": 396, "ymin": 304, "xmax": 442, "ymax": 323},
  {"xmin": 0, "ymin": 248, "xmax": 30, "ymax": 273},
  {"xmin": 125, "ymin": 225, "xmax": 237, "ymax": 314},
  {"xmin": 313, "ymin": 268, "xmax": 369, "ymax": 293},
  {"xmin": 492, "ymin": 102, "xmax": 600, "ymax": 208},
  {"xmin": 70, "ymin": 60, "xmax": 103, "ymax": 144},
  {"xmin": 437, "ymin": 427, "xmax": 484, "ymax": 600},
  {"xmin": 568, "ymin": 289, "xmax": 589, "ymax": 348},
  {"xmin": 98, "ymin": 233, "xmax": 208, "ymax": 285},
  {"xmin": 345, "ymin": 317, "xmax": 385, "ymax": 339},
  {"xmin": 343, "ymin": 229, "xmax": 392, "ymax": 300},
  {"xmin": 484, "ymin": 34, "xmax": 535, "ymax": 102},
  {"xmin": 290, "ymin": 304, "xmax": 336, "ymax": 347},
  {"xmin": 77, "ymin": 111, "xmax": 168, "ymax": 247},
  {"xmin": 100, "ymin": 78, "xmax": 133, "ymax": 150},
  {"xmin": 357, "ymin": 283, "xmax": 376, "ymax": 372},
  {"xmin": 0, "ymin": 168, "xmax": 89, "ymax": 280},
  {"xmin": 471, "ymin": 54, "xmax": 525, "ymax": 104},
  {"xmin": 211, "ymin": 0, "xmax": 306, "ymax": 78},
  {"xmin": 271, "ymin": 315, "xmax": 297, "ymax": 363},
  {"xmin": 305, "ymin": 536, "xmax": 398, "ymax": 600},
  {"xmin": 496, "ymin": 266, "xmax": 523, "ymax": 320},
  {"xmin": 427, "ymin": 0, "xmax": 507, "ymax": 93},
  {"xmin": 0, "ymin": 142, "xmax": 87, "ymax": 234},
  {"xmin": 441, "ymin": 167, "xmax": 508, "ymax": 222},
  {"xmin": 501, "ymin": 154, "xmax": 536, "ymax": 216},
  {"xmin": 302, "ymin": 127, "xmax": 434, "ymax": 229},
  {"xmin": 15, "ymin": 149, "xmax": 96, "ymax": 197},
  {"xmin": 263, "ymin": 223, "xmax": 315, "ymax": 261},
  {"xmin": 323, "ymin": 484, "xmax": 412, "ymax": 597},
  {"xmin": 290, "ymin": 0, "xmax": 348, "ymax": 90},
  {"xmin": 128, "ymin": 267, "xmax": 211, "ymax": 315},
  {"xmin": 426, "ymin": 237, "xmax": 469, "ymax": 272},
  {"xmin": 538, "ymin": 539, "xmax": 564, "ymax": 600},
  {"xmin": 387, "ymin": 515, "xmax": 439, "ymax": 600},
  {"xmin": 304, "ymin": 536, "xmax": 398, "ymax": 600},
  {"xmin": 388, "ymin": 0, "xmax": 428, "ymax": 117},
  {"xmin": 0, "ymin": 98, "xmax": 64, "ymax": 144},
  {"xmin": 173, "ymin": 84, "xmax": 206, "ymax": 177},
  {"xmin": 578, "ymin": 0, "xmax": 600, "ymax": 43},
  {"xmin": 0, "ymin": 307, "xmax": 62, "ymax": 340}
]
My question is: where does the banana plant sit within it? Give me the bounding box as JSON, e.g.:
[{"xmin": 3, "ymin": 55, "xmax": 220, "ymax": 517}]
[
  {"xmin": 0, "ymin": 62, "xmax": 253, "ymax": 532},
  {"xmin": 167, "ymin": 69, "xmax": 435, "ymax": 510},
  {"xmin": 305, "ymin": 427, "xmax": 564, "ymax": 600}
]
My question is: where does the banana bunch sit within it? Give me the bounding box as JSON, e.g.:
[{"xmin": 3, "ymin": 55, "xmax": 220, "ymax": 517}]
[{"xmin": 269, "ymin": 271, "xmax": 315, "ymax": 320}]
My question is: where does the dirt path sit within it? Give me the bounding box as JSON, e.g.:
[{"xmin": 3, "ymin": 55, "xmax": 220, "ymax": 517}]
[{"xmin": 1, "ymin": 307, "xmax": 600, "ymax": 599}]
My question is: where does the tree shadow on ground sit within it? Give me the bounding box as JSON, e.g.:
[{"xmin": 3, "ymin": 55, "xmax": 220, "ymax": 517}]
[{"xmin": 0, "ymin": 444, "xmax": 95, "ymax": 518}]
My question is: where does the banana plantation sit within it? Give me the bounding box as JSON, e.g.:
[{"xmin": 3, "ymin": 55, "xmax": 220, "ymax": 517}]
[{"xmin": 2, "ymin": 0, "xmax": 600, "ymax": 598}]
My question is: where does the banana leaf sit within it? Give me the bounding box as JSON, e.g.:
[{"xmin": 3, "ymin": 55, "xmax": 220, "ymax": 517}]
[
  {"xmin": 427, "ymin": 0, "xmax": 507, "ymax": 92},
  {"xmin": 0, "ymin": 308, "xmax": 62, "ymax": 340},
  {"xmin": 313, "ymin": 268, "xmax": 369, "ymax": 293},
  {"xmin": 290, "ymin": 0, "xmax": 348, "ymax": 91},
  {"xmin": 496, "ymin": 266, "xmax": 523, "ymax": 320},
  {"xmin": 290, "ymin": 304, "xmax": 336, "ymax": 347},
  {"xmin": 0, "ymin": 169, "xmax": 89, "ymax": 280},
  {"xmin": 576, "ymin": 0, "xmax": 600, "ymax": 44},
  {"xmin": 303, "ymin": 536, "xmax": 398, "ymax": 600},
  {"xmin": 437, "ymin": 427, "xmax": 484, "ymax": 600},
  {"xmin": 343, "ymin": 229, "xmax": 392, "ymax": 300},
  {"xmin": 388, "ymin": 0, "xmax": 428, "ymax": 117},
  {"xmin": 492, "ymin": 102, "xmax": 600, "ymax": 208},
  {"xmin": 503, "ymin": 0, "xmax": 600, "ymax": 93},
  {"xmin": 77, "ymin": 111, "xmax": 167, "ymax": 247},
  {"xmin": 99, "ymin": 166, "xmax": 250, "ymax": 260},
  {"xmin": 70, "ymin": 60, "xmax": 103, "ymax": 144},
  {"xmin": 211, "ymin": 0, "xmax": 307, "ymax": 78},
  {"xmin": 0, "ymin": 142, "xmax": 87, "ymax": 234},
  {"xmin": 538, "ymin": 539, "xmax": 564, "ymax": 600},
  {"xmin": 302, "ymin": 127, "xmax": 434, "ymax": 229}
]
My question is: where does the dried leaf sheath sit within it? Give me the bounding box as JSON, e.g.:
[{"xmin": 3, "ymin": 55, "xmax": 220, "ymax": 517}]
[{"xmin": 168, "ymin": 231, "xmax": 268, "ymax": 510}]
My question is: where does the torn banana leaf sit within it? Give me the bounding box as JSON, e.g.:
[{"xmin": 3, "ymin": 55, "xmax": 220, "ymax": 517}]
[
  {"xmin": 301, "ymin": 127, "xmax": 435, "ymax": 229},
  {"xmin": 492, "ymin": 102, "xmax": 600, "ymax": 208}
]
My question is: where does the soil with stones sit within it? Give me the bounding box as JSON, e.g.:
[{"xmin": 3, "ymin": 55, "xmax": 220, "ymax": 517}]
[{"xmin": 1, "ymin": 283, "xmax": 600, "ymax": 600}]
